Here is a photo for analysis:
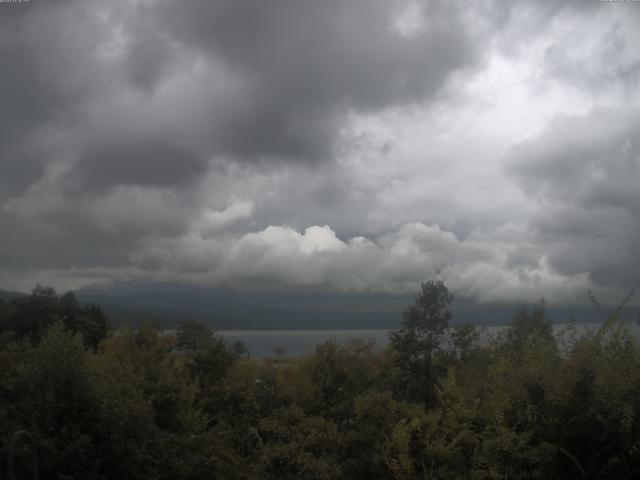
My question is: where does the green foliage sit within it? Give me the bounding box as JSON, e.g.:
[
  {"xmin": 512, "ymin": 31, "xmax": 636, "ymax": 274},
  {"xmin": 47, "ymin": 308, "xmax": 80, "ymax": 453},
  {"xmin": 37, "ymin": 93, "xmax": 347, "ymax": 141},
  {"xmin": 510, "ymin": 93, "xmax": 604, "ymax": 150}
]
[
  {"xmin": 2, "ymin": 323, "xmax": 100, "ymax": 478},
  {"xmin": 256, "ymin": 406, "xmax": 342, "ymax": 479},
  {"xmin": 2, "ymin": 284, "xmax": 640, "ymax": 479},
  {"xmin": 504, "ymin": 299, "xmax": 553, "ymax": 354},
  {"xmin": 0, "ymin": 286, "xmax": 109, "ymax": 348},
  {"xmin": 176, "ymin": 320, "xmax": 237, "ymax": 392},
  {"xmin": 390, "ymin": 280, "xmax": 453, "ymax": 405},
  {"xmin": 304, "ymin": 337, "xmax": 382, "ymax": 421},
  {"xmin": 450, "ymin": 322, "xmax": 481, "ymax": 361}
]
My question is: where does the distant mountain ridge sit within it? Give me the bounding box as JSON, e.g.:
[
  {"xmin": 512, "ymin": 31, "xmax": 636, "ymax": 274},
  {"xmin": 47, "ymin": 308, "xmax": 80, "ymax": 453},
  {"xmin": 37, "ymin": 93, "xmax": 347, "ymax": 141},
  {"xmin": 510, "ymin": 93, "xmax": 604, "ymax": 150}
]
[
  {"xmin": 75, "ymin": 282, "xmax": 408, "ymax": 330},
  {"xmin": 0, "ymin": 289, "xmax": 29, "ymax": 301},
  {"xmin": 71, "ymin": 281, "xmax": 640, "ymax": 330}
]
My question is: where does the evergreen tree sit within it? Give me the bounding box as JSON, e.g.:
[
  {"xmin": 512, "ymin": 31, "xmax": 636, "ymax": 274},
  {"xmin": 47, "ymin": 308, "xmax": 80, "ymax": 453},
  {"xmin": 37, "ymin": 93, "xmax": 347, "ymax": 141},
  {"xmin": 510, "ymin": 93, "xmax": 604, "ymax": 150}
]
[{"xmin": 390, "ymin": 280, "xmax": 452, "ymax": 406}]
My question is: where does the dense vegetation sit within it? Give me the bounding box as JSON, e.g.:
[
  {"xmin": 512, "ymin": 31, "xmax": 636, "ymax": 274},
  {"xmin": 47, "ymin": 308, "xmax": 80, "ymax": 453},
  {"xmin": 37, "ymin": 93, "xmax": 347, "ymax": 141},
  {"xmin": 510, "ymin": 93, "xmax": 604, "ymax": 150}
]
[{"xmin": 1, "ymin": 282, "xmax": 640, "ymax": 479}]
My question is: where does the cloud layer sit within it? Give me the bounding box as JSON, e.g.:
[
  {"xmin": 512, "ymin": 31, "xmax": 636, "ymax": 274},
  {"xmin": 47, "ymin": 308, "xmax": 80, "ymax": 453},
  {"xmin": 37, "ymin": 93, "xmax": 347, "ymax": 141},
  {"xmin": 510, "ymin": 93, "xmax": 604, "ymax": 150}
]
[{"xmin": 1, "ymin": 0, "xmax": 638, "ymax": 303}]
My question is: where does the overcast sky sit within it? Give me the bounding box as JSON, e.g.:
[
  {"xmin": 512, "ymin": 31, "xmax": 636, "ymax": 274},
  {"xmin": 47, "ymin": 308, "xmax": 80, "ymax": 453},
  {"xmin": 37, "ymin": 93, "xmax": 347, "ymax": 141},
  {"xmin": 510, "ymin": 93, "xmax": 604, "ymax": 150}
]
[{"xmin": 1, "ymin": 0, "xmax": 639, "ymax": 303}]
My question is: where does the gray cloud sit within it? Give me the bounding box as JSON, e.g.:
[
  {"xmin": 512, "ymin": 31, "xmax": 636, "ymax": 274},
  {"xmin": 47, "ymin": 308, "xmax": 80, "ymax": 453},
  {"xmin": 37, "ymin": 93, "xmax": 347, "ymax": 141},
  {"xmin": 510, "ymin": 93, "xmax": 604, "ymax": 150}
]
[
  {"xmin": 542, "ymin": 11, "xmax": 640, "ymax": 95},
  {"xmin": 75, "ymin": 138, "xmax": 207, "ymax": 191},
  {"xmin": 151, "ymin": 0, "xmax": 481, "ymax": 163},
  {"xmin": 0, "ymin": 0, "xmax": 481, "ymax": 264},
  {"xmin": 509, "ymin": 106, "xmax": 640, "ymax": 290},
  {"xmin": 0, "ymin": 0, "xmax": 637, "ymax": 303}
]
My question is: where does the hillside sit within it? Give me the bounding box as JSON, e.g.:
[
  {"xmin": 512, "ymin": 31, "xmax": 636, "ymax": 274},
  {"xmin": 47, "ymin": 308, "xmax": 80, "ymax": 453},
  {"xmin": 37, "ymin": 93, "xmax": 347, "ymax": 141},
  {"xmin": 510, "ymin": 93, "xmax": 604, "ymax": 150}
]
[{"xmin": 72, "ymin": 281, "xmax": 637, "ymax": 330}]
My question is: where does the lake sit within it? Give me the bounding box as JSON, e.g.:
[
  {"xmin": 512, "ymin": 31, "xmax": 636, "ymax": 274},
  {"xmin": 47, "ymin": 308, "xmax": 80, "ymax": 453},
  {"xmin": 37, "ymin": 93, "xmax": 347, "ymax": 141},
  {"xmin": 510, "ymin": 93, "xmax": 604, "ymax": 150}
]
[{"xmin": 218, "ymin": 323, "xmax": 629, "ymax": 357}]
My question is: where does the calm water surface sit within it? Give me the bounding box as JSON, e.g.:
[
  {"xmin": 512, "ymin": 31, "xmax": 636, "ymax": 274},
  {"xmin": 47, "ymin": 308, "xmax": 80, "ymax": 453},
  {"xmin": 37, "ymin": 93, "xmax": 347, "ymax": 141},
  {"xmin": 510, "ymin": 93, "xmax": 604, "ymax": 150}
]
[{"xmin": 219, "ymin": 323, "xmax": 631, "ymax": 357}]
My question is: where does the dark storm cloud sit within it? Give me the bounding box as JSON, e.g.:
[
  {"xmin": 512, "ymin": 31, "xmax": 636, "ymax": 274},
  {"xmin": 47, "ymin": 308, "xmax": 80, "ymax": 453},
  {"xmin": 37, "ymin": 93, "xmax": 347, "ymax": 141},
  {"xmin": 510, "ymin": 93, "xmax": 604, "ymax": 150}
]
[
  {"xmin": 75, "ymin": 138, "xmax": 207, "ymax": 191},
  {"xmin": 509, "ymin": 107, "xmax": 640, "ymax": 289},
  {"xmin": 0, "ymin": 0, "xmax": 482, "ymax": 272},
  {"xmin": 157, "ymin": 0, "xmax": 475, "ymax": 109},
  {"xmin": 153, "ymin": 0, "xmax": 479, "ymax": 162},
  {"xmin": 2, "ymin": 183, "xmax": 196, "ymax": 270},
  {"xmin": 0, "ymin": 1, "xmax": 182, "ymax": 271},
  {"xmin": 0, "ymin": 0, "xmax": 483, "ymax": 186},
  {"xmin": 0, "ymin": 214, "xmax": 133, "ymax": 270},
  {"xmin": 0, "ymin": 2, "xmax": 91, "ymax": 200},
  {"xmin": 1, "ymin": 0, "xmax": 636, "ymax": 300},
  {"xmin": 0, "ymin": 1, "xmax": 190, "ymax": 194}
]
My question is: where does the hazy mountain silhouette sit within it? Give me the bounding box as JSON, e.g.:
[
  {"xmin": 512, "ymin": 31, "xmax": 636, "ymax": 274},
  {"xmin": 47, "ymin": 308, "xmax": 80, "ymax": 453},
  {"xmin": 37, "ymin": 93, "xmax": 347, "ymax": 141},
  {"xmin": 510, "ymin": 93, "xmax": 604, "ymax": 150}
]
[
  {"xmin": 0, "ymin": 289, "xmax": 29, "ymax": 301},
  {"xmin": 70, "ymin": 281, "xmax": 638, "ymax": 330}
]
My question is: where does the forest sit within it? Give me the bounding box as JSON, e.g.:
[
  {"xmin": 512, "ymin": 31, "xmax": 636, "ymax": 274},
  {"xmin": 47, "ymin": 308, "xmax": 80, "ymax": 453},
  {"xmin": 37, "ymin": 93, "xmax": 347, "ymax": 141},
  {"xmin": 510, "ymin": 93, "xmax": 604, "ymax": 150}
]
[{"xmin": 1, "ymin": 281, "xmax": 640, "ymax": 479}]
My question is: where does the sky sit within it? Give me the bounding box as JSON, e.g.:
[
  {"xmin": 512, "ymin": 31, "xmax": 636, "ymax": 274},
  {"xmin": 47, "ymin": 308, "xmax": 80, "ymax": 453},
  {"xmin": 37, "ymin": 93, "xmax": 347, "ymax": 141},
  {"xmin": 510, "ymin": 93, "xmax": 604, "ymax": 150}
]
[{"xmin": 1, "ymin": 0, "xmax": 639, "ymax": 304}]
